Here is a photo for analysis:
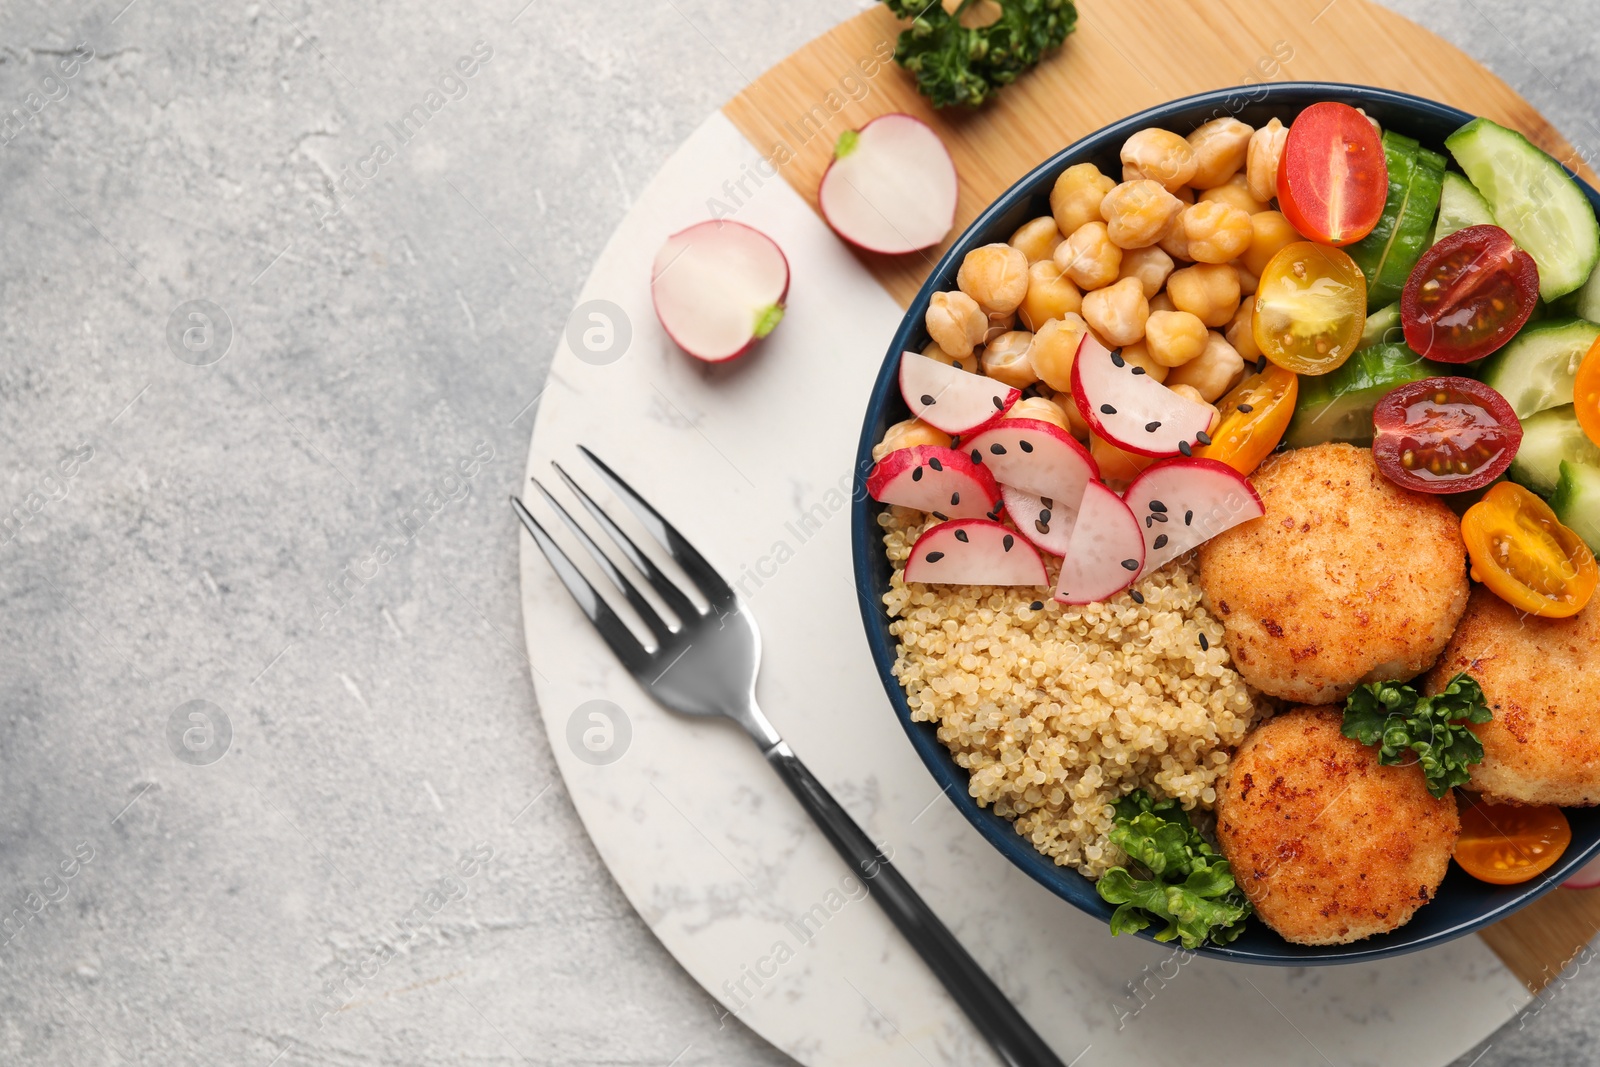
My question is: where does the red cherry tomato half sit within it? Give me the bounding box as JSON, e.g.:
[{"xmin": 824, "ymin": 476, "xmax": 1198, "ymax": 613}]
[
  {"xmin": 1372, "ymin": 376, "xmax": 1523, "ymax": 493},
  {"xmin": 1401, "ymin": 224, "xmax": 1539, "ymax": 363},
  {"xmin": 1277, "ymin": 102, "xmax": 1388, "ymax": 246}
]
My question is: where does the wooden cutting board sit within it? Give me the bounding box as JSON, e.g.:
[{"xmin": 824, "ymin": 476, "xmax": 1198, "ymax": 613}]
[{"xmin": 725, "ymin": 0, "xmax": 1599, "ymax": 993}]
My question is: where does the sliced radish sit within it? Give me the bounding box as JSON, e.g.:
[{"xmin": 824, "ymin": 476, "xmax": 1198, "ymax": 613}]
[
  {"xmin": 1055, "ymin": 481, "xmax": 1144, "ymax": 605},
  {"xmin": 819, "ymin": 114, "xmax": 958, "ymax": 255},
  {"xmin": 1123, "ymin": 458, "xmax": 1265, "ymax": 577},
  {"xmin": 651, "ymin": 220, "xmax": 789, "ymax": 363},
  {"xmin": 900, "ymin": 351, "xmax": 1019, "ymax": 434},
  {"xmin": 905, "ymin": 519, "xmax": 1047, "ymax": 587},
  {"xmin": 1070, "ymin": 332, "xmax": 1215, "ymax": 458},
  {"xmin": 1564, "ymin": 855, "xmax": 1600, "ymax": 890},
  {"xmin": 867, "ymin": 445, "xmax": 1002, "ymax": 521},
  {"xmin": 962, "ymin": 418, "xmax": 1099, "ymax": 502},
  {"xmin": 1002, "ymin": 485, "xmax": 1076, "ymax": 556}
]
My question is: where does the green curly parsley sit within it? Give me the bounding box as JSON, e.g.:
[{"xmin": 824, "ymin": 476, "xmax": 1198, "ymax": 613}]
[
  {"xmin": 1340, "ymin": 673, "xmax": 1494, "ymax": 799},
  {"xmin": 880, "ymin": 0, "xmax": 1078, "ymax": 109},
  {"xmin": 1095, "ymin": 790, "xmax": 1251, "ymax": 949}
]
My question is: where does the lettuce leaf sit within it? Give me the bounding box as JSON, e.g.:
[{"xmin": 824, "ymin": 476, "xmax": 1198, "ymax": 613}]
[{"xmin": 1341, "ymin": 673, "xmax": 1493, "ymax": 798}]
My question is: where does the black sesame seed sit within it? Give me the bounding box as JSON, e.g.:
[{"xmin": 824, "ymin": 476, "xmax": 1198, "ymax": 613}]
[
  {"xmin": 1003, "ymin": 534, "xmax": 1015, "ymax": 551},
  {"xmin": 1132, "ymin": 366, "xmax": 1147, "ymax": 376},
  {"xmin": 1185, "ymin": 509, "xmax": 1193, "ymax": 525},
  {"xmin": 1100, "ymin": 403, "xmax": 1117, "ymax": 415},
  {"xmin": 990, "ymin": 443, "xmax": 1007, "ymax": 455},
  {"xmin": 993, "ymin": 394, "xmax": 1005, "ymax": 410},
  {"xmin": 1035, "ymin": 519, "xmax": 1050, "ymax": 534},
  {"xmin": 1041, "ymin": 497, "xmax": 1054, "ymax": 509},
  {"xmin": 1145, "ymin": 421, "xmax": 1162, "ymax": 433},
  {"xmin": 1153, "ymin": 534, "xmax": 1169, "ymax": 550},
  {"xmin": 1153, "ymin": 513, "xmax": 1169, "ymax": 524},
  {"xmin": 1178, "ymin": 440, "xmax": 1192, "ymax": 457},
  {"xmin": 1149, "ymin": 500, "xmax": 1167, "ymax": 513},
  {"xmin": 1129, "ymin": 590, "xmax": 1145, "ymax": 605},
  {"xmin": 911, "ymin": 466, "xmax": 923, "ymax": 482},
  {"xmin": 1039, "ymin": 508, "xmax": 1052, "ymax": 524},
  {"xmin": 1196, "ymin": 431, "xmax": 1212, "ymax": 446},
  {"xmin": 1145, "ymin": 515, "xmax": 1153, "ymax": 528},
  {"xmin": 1111, "ymin": 351, "xmax": 1126, "ymax": 367},
  {"xmin": 954, "ymin": 529, "xmax": 969, "ymax": 543},
  {"xmin": 1019, "ymin": 440, "xmax": 1034, "ymax": 453},
  {"xmin": 971, "ymin": 449, "xmax": 983, "ymax": 463},
  {"xmin": 926, "ymin": 551, "xmax": 945, "ymax": 562},
  {"xmin": 1238, "ymin": 403, "xmax": 1254, "ymax": 413},
  {"xmin": 950, "ymin": 491, "xmax": 961, "ymax": 506},
  {"xmin": 921, "ymin": 393, "xmax": 936, "ymax": 406},
  {"xmin": 929, "ymin": 456, "xmax": 944, "ymax": 471},
  {"xmin": 1256, "ymin": 356, "xmax": 1268, "ymax": 374},
  {"xmin": 933, "ymin": 511, "xmax": 949, "ymax": 520},
  {"xmin": 1120, "ymin": 558, "xmax": 1139, "ymax": 571},
  {"xmin": 1030, "ymin": 600, "xmax": 1044, "ymax": 611},
  {"xmin": 1199, "ymin": 633, "xmax": 1210, "ymax": 652}
]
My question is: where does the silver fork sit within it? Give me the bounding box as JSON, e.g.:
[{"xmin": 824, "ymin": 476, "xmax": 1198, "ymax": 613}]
[{"xmin": 513, "ymin": 447, "xmax": 1064, "ymax": 1067}]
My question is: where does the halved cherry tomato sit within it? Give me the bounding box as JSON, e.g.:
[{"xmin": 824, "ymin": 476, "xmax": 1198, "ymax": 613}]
[
  {"xmin": 1574, "ymin": 334, "xmax": 1600, "ymax": 449},
  {"xmin": 1461, "ymin": 482, "xmax": 1598, "ymax": 617},
  {"xmin": 1253, "ymin": 241, "xmax": 1367, "ymax": 375},
  {"xmin": 1455, "ymin": 793, "xmax": 1571, "ymax": 886},
  {"xmin": 1371, "ymin": 376, "xmax": 1522, "ymax": 493},
  {"xmin": 1195, "ymin": 363, "xmax": 1298, "ymax": 476},
  {"xmin": 1401, "ymin": 225, "xmax": 1538, "ymax": 363},
  {"xmin": 1276, "ymin": 102, "xmax": 1388, "ymax": 246}
]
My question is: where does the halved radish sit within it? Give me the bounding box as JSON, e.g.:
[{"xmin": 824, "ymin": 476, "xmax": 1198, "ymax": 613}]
[
  {"xmin": 1123, "ymin": 458, "xmax": 1265, "ymax": 577},
  {"xmin": 867, "ymin": 445, "xmax": 1002, "ymax": 520},
  {"xmin": 1002, "ymin": 485, "xmax": 1075, "ymax": 556},
  {"xmin": 962, "ymin": 418, "xmax": 1098, "ymax": 503},
  {"xmin": 819, "ymin": 114, "xmax": 958, "ymax": 255},
  {"xmin": 1055, "ymin": 481, "xmax": 1144, "ymax": 605},
  {"xmin": 1564, "ymin": 855, "xmax": 1600, "ymax": 890},
  {"xmin": 904, "ymin": 519, "xmax": 1047, "ymax": 587},
  {"xmin": 1070, "ymin": 333, "xmax": 1214, "ymax": 458},
  {"xmin": 900, "ymin": 350, "xmax": 1019, "ymax": 434},
  {"xmin": 651, "ymin": 220, "xmax": 789, "ymax": 362}
]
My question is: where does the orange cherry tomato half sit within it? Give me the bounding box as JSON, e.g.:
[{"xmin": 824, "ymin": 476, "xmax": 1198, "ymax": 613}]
[
  {"xmin": 1574, "ymin": 334, "xmax": 1600, "ymax": 450},
  {"xmin": 1461, "ymin": 482, "xmax": 1599, "ymax": 617},
  {"xmin": 1455, "ymin": 793, "xmax": 1571, "ymax": 886},
  {"xmin": 1277, "ymin": 102, "xmax": 1388, "ymax": 246},
  {"xmin": 1252, "ymin": 241, "xmax": 1367, "ymax": 375},
  {"xmin": 1195, "ymin": 363, "xmax": 1298, "ymax": 476},
  {"xmin": 1401, "ymin": 225, "xmax": 1539, "ymax": 364}
]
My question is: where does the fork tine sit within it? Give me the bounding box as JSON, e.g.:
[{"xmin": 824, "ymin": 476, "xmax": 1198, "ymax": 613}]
[
  {"xmin": 530, "ymin": 477, "xmax": 676, "ymax": 642},
  {"xmin": 576, "ymin": 446, "xmax": 735, "ymax": 604},
  {"xmin": 550, "ymin": 461, "xmax": 701, "ymax": 622},
  {"xmin": 510, "ymin": 496, "xmax": 652, "ymax": 674}
]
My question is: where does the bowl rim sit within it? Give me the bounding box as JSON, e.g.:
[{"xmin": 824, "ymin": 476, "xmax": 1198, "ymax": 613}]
[{"xmin": 850, "ymin": 80, "xmax": 1600, "ymax": 964}]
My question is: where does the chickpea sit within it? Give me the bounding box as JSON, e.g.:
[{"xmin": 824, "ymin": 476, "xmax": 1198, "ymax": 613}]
[
  {"xmin": 1117, "ymin": 245, "xmax": 1175, "ymax": 299},
  {"xmin": 1091, "ymin": 432, "xmax": 1156, "ymax": 490},
  {"xmin": 1054, "ymin": 221, "xmax": 1123, "ymax": 290},
  {"xmin": 1116, "ymin": 340, "xmax": 1170, "ymax": 383},
  {"xmin": 873, "ymin": 417, "xmax": 950, "ymax": 461},
  {"xmin": 1019, "ymin": 260, "xmax": 1082, "ymax": 330},
  {"xmin": 1181, "ymin": 201, "xmax": 1253, "ymax": 264},
  {"xmin": 981, "ymin": 330, "xmax": 1039, "ymax": 388},
  {"xmin": 958, "ymin": 243, "xmax": 1030, "ymax": 315},
  {"xmin": 1158, "ymin": 221, "xmax": 1190, "ymax": 263},
  {"xmin": 1172, "ymin": 185, "xmax": 1196, "ymax": 205},
  {"xmin": 1166, "ymin": 384, "xmax": 1222, "ymax": 432},
  {"xmin": 1187, "ymin": 117, "xmax": 1254, "ymax": 189},
  {"xmin": 1144, "ymin": 310, "xmax": 1209, "ymax": 367},
  {"xmin": 1010, "ymin": 216, "xmax": 1063, "ymax": 264},
  {"xmin": 922, "ymin": 339, "xmax": 979, "ymax": 374},
  {"xmin": 1238, "ymin": 209, "xmax": 1300, "ymax": 278},
  {"xmin": 1166, "ymin": 332, "xmax": 1245, "ymax": 402},
  {"xmin": 1198, "ymin": 172, "xmax": 1269, "ymax": 216},
  {"xmin": 1121, "ymin": 128, "xmax": 1197, "ymax": 192},
  {"xmin": 1004, "ymin": 395, "xmax": 1071, "ymax": 432},
  {"xmin": 1081, "ymin": 276, "xmax": 1149, "ymax": 347},
  {"xmin": 1166, "ymin": 262, "xmax": 1240, "ymax": 328},
  {"xmin": 925, "ymin": 290, "xmax": 987, "ymax": 357},
  {"xmin": 1050, "ymin": 162, "xmax": 1116, "ymax": 237},
  {"xmin": 1100, "ymin": 180, "xmax": 1184, "ymax": 249},
  {"xmin": 1029, "ymin": 314, "xmax": 1088, "ymax": 392},
  {"xmin": 1051, "ymin": 390, "xmax": 1094, "ymax": 441},
  {"xmin": 1233, "ymin": 263, "xmax": 1259, "ymax": 296},
  {"xmin": 1225, "ymin": 295, "xmax": 1261, "ymax": 361},
  {"xmin": 1148, "ymin": 290, "xmax": 1177, "ymax": 315},
  {"xmin": 1247, "ymin": 118, "xmax": 1288, "ymax": 203},
  {"xmin": 984, "ymin": 310, "xmax": 1016, "ymax": 345}
]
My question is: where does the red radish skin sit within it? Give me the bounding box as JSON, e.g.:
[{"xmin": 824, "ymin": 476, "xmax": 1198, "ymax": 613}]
[
  {"xmin": 904, "ymin": 519, "xmax": 1048, "ymax": 587},
  {"xmin": 961, "ymin": 418, "xmax": 1099, "ymax": 502},
  {"xmin": 1001, "ymin": 485, "xmax": 1076, "ymax": 556},
  {"xmin": 1069, "ymin": 332, "xmax": 1214, "ymax": 458},
  {"xmin": 650, "ymin": 220, "xmax": 789, "ymax": 363},
  {"xmin": 819, "ymin": 114, "xmax": 958, "ymax": 255},
  {"xmin": 867, "ymin": 445, "xmax": 1002, "ymax": 520},
  {"xmin": 1122, "ymin": 457, "xmax": 1264, "ymax": 577},
  {"xmin": 899, "ymin": 350, "xmax": 1021, "ymax": 434},
  {"xmin": 1055, "ymin": 481, "xmax": 1145, "ymax": 605}
]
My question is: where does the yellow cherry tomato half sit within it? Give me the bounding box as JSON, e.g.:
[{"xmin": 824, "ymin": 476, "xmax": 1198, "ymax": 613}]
[
  {"xmin": 1252, "ymin": 241, "xmax": 1367, "ymax": 375},
  {"xmin": 1195, "ymin": 363, "xmax": 1298, "ymax": 476},
  {"xmin": 1574, "ymin": 334, "xmax": 1600, "ymax": 449},
  {"xmin": 1461, "ymin": 482, "xmax": 1598, "ymax": 618},
  {"xmin": 1455, "ymin": 794, "xmax": 1571, "ymax": 886}
]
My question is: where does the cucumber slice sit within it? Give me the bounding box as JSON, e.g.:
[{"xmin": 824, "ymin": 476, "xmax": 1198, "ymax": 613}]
[
  {"xmin": 1361, "ymin": 303, "xmax": 1402, "ymax": 349},
  {"xmin": 1284, "ymin": 342, "xmax": 1445, "ymax": 449},
  {"xmin": 1432, "ymin": 170, "xmax": 1495, "ymax": 245},
  {"xmin": 1446, "ymin": 118, "xmax": 1600, "ymax": 301},
  {"xmin": 1478, "ymin": 317, "xmax": 1600, "ymax": 419},
  {"xmin": 1552, "ymin": 459, "xmax": 1600, "ymax": 553},
  {"xmin": 1576, "ymin": 257, "xmax": 1600, "ymax": 324},
  {"xmin": 1348, "ymin": 132, "xmax": 1446, "ymax": 311},
  {"xmin": 1509, "ymin": 405, "xmax": 1600, "ymax": 496}
]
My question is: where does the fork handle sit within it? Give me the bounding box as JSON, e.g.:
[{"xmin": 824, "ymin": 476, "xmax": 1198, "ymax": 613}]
[{"xmin": 764, "ymin": 741, "xmax": 1065, "ymax": 1067}]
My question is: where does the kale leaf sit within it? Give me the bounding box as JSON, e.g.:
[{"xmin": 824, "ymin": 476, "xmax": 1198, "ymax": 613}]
[
  {"xmin": 880, "ymin": 0, "xmax": 1078, "ymax": 109},
  {"xmin": 1341, "ymin": 673, "xmax": 1494, "ymax": 799}
]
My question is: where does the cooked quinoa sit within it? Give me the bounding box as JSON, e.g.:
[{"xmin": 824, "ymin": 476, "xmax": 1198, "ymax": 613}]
[{"xmin": 881, "ymin": 507, "xmax": 1263, "ymax": 877}]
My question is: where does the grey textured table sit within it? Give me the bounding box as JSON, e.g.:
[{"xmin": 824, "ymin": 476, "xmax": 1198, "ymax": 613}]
[{"xmin": 1, "ymin": 1, "xmax": 1596, "ymax": 1064}]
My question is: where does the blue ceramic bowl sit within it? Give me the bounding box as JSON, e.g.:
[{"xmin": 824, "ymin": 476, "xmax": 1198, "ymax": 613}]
[{"xmin": 851, "ymin": 82, "xmax": 1600, "ymax": 963}]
